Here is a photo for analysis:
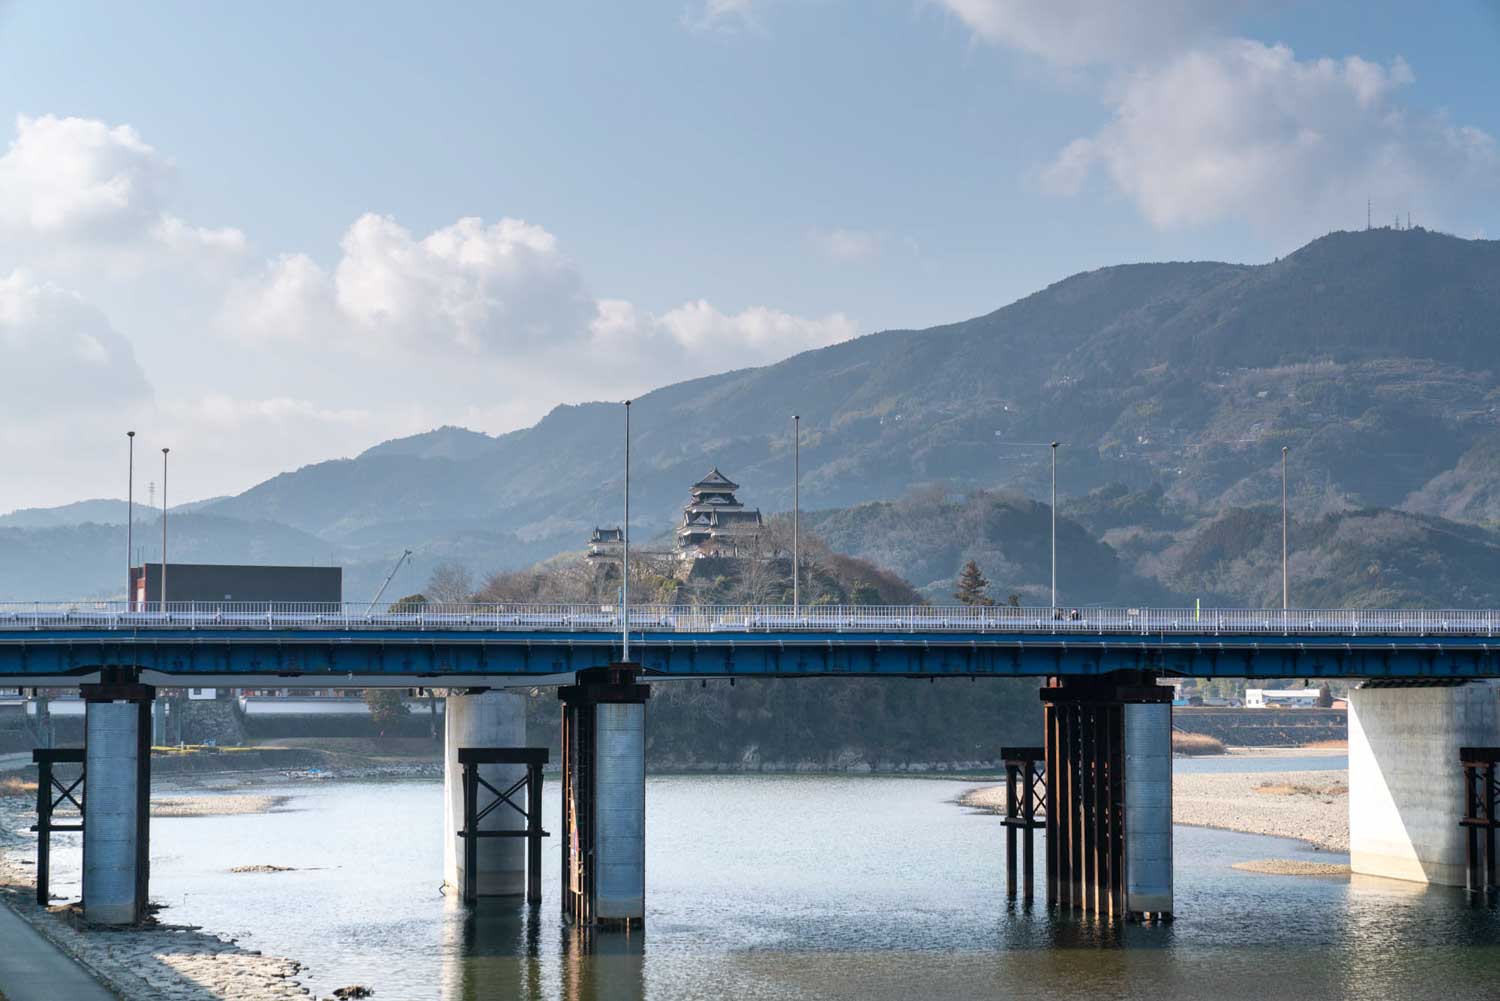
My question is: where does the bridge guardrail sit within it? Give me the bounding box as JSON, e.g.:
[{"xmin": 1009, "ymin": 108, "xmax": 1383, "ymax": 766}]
[{"xmin": 0, "ymin": 602, "xmax": 1496, "ymax": 638}]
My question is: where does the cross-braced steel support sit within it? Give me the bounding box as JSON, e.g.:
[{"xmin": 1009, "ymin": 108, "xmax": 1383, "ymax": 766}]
[
  {"xmin": 30, "ymin": 747, "xmax": 85, "ymax": 906},
  {"xmin": 457, "ymin": 747, "xmax": 550, "ymax": 906},
  {"xmin": 1460, "ymin": 747, "xmax": 1500, "ymax": 897},
  {"xmin": 1002, "ymin": 746, "xmax": 1045, "ymax": 902}
]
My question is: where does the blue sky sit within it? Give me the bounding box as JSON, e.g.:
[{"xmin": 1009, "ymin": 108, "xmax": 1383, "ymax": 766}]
[{"xmin": 0, "ymin": 1, "xmax": 1497, "ymax": 509}]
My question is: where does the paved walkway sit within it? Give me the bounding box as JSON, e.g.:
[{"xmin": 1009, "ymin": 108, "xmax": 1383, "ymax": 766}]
[{"xmin": 0, "ymin": 902, "xmax": 117, "ymax": 1001}]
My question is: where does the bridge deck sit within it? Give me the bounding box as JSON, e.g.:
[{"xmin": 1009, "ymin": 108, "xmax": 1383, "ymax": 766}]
[{"xmin": 2, "ymin": 603, "xmax": 1499, "ymax": 682}]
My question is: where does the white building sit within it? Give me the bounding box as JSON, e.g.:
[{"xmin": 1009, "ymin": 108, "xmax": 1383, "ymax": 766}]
[{"xmin": 1245, "ymin": 687, "xmax": 1322, "ymax": 708}]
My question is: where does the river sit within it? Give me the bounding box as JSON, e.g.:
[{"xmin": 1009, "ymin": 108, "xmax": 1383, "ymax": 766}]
[{"xmin": 12, "ymin": 757, "xmax": 1500, "ymax": 1000}]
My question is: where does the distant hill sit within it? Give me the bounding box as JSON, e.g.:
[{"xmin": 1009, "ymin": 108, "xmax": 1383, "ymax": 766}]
[
  {"xmin": 9, "ymin": 227, "xmax": 1500, "ymax": 605},
  {"xmin": 192, "ymin": 228, "xmax": 1500, "ymax": 565},
  {"xmin": 0, "ymin": 514, "xmax": 339, "ymax": 600},
  {"xmin": 0, "ymin": 496, "xmax": 229, "ymax": 530}
]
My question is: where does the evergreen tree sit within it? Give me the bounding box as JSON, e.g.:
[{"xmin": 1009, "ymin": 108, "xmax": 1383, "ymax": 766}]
[{"xmin": 955, "ymin": 561, "xmax": 994, "ymax": 606}]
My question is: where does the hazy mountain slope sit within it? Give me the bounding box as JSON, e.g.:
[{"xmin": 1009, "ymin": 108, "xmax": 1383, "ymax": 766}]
[
  {"xmin": 194, "ymin": 229, "xmax": 1498, "ymax": 571},
  {"xmin": 1146, "ymin": 506, "xmax": 1500, "ymax": 609},
  {"xmin": 802, "ymin": 490, "xmax": 1175, "ymax": 606},
  {"xmin": 0, "ymin": 515, "xmax": 340, "ymax": 600}
]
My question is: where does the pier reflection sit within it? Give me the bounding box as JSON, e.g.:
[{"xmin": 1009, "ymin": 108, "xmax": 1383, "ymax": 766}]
[
  {"xmin": 440, "ymin": 899, "xmax": 544, "ymax": 1001},
  {"xmin": 438, "ymin": 899, "xmax": 644, "ymax": 1001},
  {"xmin": 560, "ymin": 926, "xmax": 646, "ymax": 1001}
]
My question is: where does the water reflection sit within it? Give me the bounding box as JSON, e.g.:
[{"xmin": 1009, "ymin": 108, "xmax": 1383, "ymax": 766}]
[
  {"xmin": 441, "ymin": 898, "xmax": 546, "ymax": 1001},
  {"xmin": 110, "ymin": 774, "xmax": 1500, "ymax": 1001},
  {"xmin": 559, "ymin": 926, "xmax": 645, "ymax": 1001}
]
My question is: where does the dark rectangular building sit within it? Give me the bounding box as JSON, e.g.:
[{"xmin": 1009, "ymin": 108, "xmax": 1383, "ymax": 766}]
[{"xmin": 130, "ymin": 564, "xmax": 342, "ymax": 604}]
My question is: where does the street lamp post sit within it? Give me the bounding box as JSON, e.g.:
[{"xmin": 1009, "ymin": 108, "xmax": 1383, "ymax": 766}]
[
  {"xmin": 126, "ymin": 431, "xmax": 135, "ymax": 606},
  {"xmin": 792, "ymin": 414, "xmax": 800, "ymax": 614},
  {"xmin": 161, "ymin": 448, "xmax": 170, "ymax": 606},
  {"xmin": 1281, "ymin": 445, "xmax": 1289, "ymax": 612},
  {"xmin": 1050, "ymin": 441, "xmax": 1059, "ymax": 610},
  {"xmin": 622, "ymin": 401, "xmax": 631, "ymax": 663},
  {"xmin": 994, "ymin": 438, "xmax": 1064, "ymax": 609}
]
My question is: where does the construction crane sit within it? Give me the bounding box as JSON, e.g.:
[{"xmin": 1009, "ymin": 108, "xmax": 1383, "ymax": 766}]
[{"xmin": 366, "ymin": 549, "xmax": 413, "ymax": 614}]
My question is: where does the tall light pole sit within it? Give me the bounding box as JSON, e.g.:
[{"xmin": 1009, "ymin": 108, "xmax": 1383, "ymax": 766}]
[
  {"xmin": 1281, "ymin": 445, "xmax": 1289, "ymax": 612},
  {"xmin": 161, "ymin": 447, "xmax": 170, "ymax": 606},
  {"xmin": 622, "ymin": 401, "xmax": 631, "ymax": 663},
  {"xmin": 1050, "ymin": 441, "xmax": 1059, "ymax": 609},
  {"xmin": 792, "ymin": 414, "xmax": 800, "ymax": 614},
  {"xmin": 126, "ymin": 431, "xmax": 135, "ymax": 605}
]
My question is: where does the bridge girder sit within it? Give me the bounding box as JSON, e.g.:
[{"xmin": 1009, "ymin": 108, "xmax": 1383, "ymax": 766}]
[{"xmin": 2, "ymin": 630, "xmax": 1500, "ymax": 683}]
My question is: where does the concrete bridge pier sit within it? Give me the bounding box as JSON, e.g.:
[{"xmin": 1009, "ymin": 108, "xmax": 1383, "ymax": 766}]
[
  {"xmin": 1350, "ymin": 680, "xmax": 1500, "ymax": 885},
  {"xmin": 1041, "ymin": 673, "xmax": 1172, "ymax": 922},
  {"xmin": 444, "ymin": 689, "xmax": 527, "ymax": 897},
  {"xmin": 80, "ymin": 672, "xmax": 153, "ymax": 925},
  {"xmin": 560, "ymin": 665, "xmax": 650, "ymax": 927}
]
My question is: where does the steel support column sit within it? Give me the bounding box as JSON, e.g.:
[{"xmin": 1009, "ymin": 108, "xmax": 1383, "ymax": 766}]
[
  {"xmin": 1040, "ymin": 673, "xmax": 1173, "ymax": 921},
  {"xmin": 1460, "ymin": 747, "xmax": 1500, "ymax": 896},
  {"xmin": 559, "ymin": 664, "xmax": 650, "ymax": 928}
]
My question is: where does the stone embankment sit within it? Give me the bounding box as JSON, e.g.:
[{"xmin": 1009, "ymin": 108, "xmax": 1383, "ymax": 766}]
[{"xmin": 963, "ymin": 765, "xmax": 1350, "ymax": 853}]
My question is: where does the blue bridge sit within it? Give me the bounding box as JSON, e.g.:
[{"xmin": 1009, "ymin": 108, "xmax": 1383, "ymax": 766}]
[
  {"xmin": 11, "ymin": 599, "xmax": 1500, "ymax": 928},
  {"xmin": 4, "ymin": 601, "xmax": 1500, "ymax": 684}
]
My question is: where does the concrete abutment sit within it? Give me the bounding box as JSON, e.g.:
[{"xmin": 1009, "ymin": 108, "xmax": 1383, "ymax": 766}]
[{"xmin": 1350, "ymin": 680, "xmax": 1500, "ymax": 886}]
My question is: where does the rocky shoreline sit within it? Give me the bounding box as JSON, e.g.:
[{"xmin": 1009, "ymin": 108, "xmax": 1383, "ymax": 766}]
[
  {"xmin": 0, "ymin": 857, "xmax": 314, "ymax": 1000},
  {"xmin": 0, "ymin": 764, "xmax": 364, "ymax": 1000}
]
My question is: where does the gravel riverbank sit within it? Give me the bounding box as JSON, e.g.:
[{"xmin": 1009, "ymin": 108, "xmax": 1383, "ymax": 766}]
[
  {"xmin": 0, "ymin": 774, "xmax": 340, "ymax": 1000},
  {"xmin": 963, "ymin": 764, "xmax": 1350, "ymax": 853}
]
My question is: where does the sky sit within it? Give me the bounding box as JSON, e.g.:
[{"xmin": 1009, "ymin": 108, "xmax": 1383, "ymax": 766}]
[{"xmin": 1, "ymin": 0, "xmax": 1497, "ymax": 511}]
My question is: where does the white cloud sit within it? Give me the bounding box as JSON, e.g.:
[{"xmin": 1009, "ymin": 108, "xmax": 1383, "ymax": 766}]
[
  {"xmin": 224, "ymin": 252, "xmax": 336, "ymax": 343},
  {"xmin": 0, "ymin": 113, "xmax": 862, "ymax": 509},
  {"xmin": 684, "ymin": 0, "xmax": 758, "ymax": 32},
  {"xmin": 658, "ymin": 300, "xmax": 854, "ymax": 356},
  {"xmin": 333, "ymin": 213, "xmax": 593, "ymax": 352},
  {"xmin": 589, "ymin": 298, "xmax": 855, "ymax": 377},
  {"xmin": 0, "ymin": 114, "xmax": 245, "ymax": 263},
  {"xmin": 1042, "ymin": 41, "xmax": 1499, "ymax": 232},
  {"xmin": 0, "ymin": 270, "xmax": 151, "ymax": 410},
  {"xmin": 228, "ymin": 211, "xmax": 856, "ymax": 380},
  {"xmin": 936, "ymin": 0, "xmax": 1239, "ymax": 66},
  {"xmin": 0, "ymin": 271, "xmax": 152, "ymax": 509},
  {"xmin": 808, "ymin": 228, "xmax": 883, "ymax": 262}
]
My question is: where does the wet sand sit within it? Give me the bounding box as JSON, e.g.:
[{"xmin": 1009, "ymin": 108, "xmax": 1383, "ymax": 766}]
[{"xmin": 964, "ymin": 765, "xmax": 1350, "ymax": 852}]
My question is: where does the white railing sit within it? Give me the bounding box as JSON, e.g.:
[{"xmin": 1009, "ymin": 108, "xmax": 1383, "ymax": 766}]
[{"xmin": 0, "ymin": 601, "xmax": 1495, "ymax": 638}]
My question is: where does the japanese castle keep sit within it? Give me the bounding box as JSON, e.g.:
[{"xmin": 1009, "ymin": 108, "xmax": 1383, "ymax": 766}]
[{"xmin": 677, "ymin": 468, "xmax": 762, "ymax": 557}]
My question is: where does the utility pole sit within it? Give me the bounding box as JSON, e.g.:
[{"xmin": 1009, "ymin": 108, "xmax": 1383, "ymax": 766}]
[
  {"xmin": 1281, "ymin": 446, "xmax": 1289, "ymax": 611},
  {"xmin": 161, "ymin": 448, "xmax": 170, "ymax": 605},
  {"xmin": 622, "ymin": 400, "xmax": 631, "ymax": 663},
  {"xmin": 126, "ymin": 431, "xmax": 135, "ymax": 605},
  {"xmin": 792, "ymin": 414, "xmax": 800, "ymax": 614},
  {"xmin": 1050, "ymin": 442, "xmax": 1060, "ymax": 609}
]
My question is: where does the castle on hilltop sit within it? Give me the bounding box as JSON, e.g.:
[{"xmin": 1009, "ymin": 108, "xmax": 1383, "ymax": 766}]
[{"xmin": 676, "ymin": 468, "xmax": 762, "ymax": 558}]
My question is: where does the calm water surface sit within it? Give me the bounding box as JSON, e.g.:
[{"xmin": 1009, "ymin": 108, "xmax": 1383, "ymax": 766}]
[{"xmin": 21, "ymin": 759, "xmax": 1500, "ymax": 1001}]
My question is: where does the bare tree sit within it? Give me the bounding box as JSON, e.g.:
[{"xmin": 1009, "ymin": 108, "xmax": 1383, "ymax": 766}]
[{"xmin": 426, "ymin": 561, "xmax": 476, "ymax": 604}]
